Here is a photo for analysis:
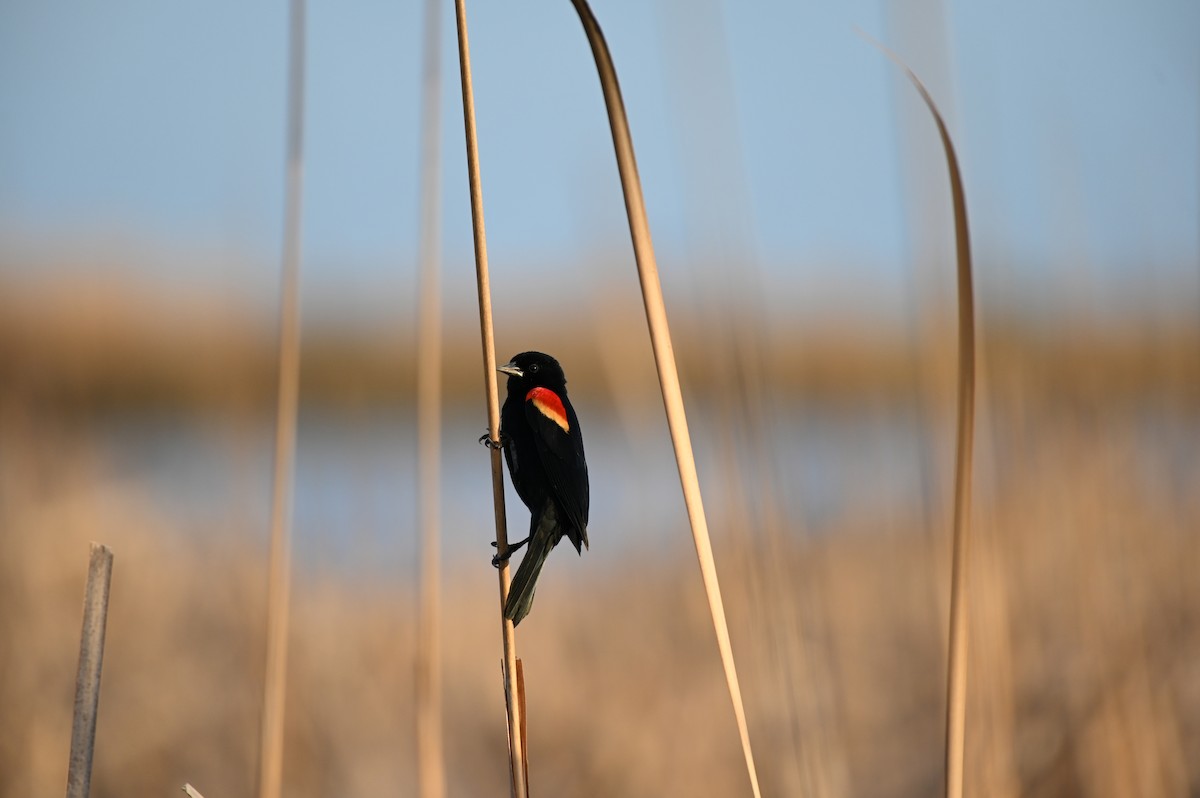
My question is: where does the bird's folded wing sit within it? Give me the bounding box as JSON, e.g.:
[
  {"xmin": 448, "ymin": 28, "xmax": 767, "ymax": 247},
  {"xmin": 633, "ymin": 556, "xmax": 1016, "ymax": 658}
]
[{"xmin": 525, "ymin": 394, "xmax": 589, "ymax": 532}]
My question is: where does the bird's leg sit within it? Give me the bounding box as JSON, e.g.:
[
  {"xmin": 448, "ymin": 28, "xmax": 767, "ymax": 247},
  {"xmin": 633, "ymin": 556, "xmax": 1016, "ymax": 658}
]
[
  {"xmin": 478, "ymin": 431, "xmax": 509, "ymax": 450},
  {"xmin": 491, "ymin": 535, "xmax": 530, "ymax": 567}
]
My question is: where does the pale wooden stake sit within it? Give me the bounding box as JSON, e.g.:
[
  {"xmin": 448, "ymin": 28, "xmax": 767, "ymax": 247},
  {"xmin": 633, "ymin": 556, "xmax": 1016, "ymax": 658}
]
[{"xmin": 66, "ymin": 543, "xmax": 114, "ymax": 798}]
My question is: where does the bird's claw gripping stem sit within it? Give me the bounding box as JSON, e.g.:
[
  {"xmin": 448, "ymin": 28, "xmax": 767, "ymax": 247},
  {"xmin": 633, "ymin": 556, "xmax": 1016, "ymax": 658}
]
[
  {"xmin": 490, "ymin": 535, "xmax": 530, "ymax": 568},
  {"xmin": 478, "ymin": 431, "xmax": 507, "ymax": 450}
]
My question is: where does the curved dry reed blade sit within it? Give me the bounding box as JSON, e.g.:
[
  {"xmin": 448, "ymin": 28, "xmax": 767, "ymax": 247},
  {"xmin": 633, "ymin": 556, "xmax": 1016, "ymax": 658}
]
[
  {"xmin": 567, "ymin": 2, "xmax": 763, "ymax": 796},
  {"xmin": 858, "ymin": 28, "xmax": 977, "ymax": 798}
]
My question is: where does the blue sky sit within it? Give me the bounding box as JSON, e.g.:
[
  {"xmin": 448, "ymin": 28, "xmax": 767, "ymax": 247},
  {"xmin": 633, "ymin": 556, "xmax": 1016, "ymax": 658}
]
[{"xmin": 0, "ymin": 0, "xmax": 1196, "ymax": 322}]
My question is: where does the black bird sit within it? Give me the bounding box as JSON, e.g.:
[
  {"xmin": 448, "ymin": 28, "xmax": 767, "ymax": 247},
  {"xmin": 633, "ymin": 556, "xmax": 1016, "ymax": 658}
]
[{"xmin": 492, "ymin": 351, "xmax": 589, "ymax": 625}]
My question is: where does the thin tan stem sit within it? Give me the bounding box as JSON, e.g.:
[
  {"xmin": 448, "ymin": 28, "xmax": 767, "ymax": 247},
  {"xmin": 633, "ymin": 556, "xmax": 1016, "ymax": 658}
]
[
  {"xmin": 451, "ymin": 2, "xmax": 526, "ymax": 796},
  {"xmin": 567, "ymin": 2, "xmax": 761, "ymax": 796},
  {"xmin": 859, "ymin": 31, "xmax": 978, "ymax": 798},
  {"xmin": 415, "ymin": 0, "xmax": 446, "ymax": 795},
  {"xmin": 258, "ymin": 3, "xmax": 306, "ymax": 798}
]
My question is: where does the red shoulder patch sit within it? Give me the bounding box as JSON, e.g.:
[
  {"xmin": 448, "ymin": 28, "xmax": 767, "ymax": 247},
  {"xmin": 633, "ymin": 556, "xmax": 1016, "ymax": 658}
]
[{"xmin": 526, "ymin": 387, "xmax": 570, "ymax": 432}]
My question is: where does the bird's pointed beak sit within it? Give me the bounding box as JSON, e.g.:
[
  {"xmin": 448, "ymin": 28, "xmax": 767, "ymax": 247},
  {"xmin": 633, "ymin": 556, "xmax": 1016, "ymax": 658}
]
[{"xmin": 497, "ymin": 362, "xmax": 523, "ymax": 378}]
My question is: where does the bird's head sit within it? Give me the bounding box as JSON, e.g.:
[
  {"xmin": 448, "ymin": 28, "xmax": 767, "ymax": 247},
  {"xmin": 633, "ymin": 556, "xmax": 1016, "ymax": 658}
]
[{"xmin": 498, "ymin": 351, "xmax": 568, "ymax": 394}]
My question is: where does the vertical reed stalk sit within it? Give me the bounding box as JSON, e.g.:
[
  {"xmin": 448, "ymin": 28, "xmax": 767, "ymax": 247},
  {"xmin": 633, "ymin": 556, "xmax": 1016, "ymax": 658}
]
[
  {"xmin": 861, "ymin": 33, "xmax": 978, "ymax": 798},
  {"xmin": 939, "ymin": 96, "xmax": 975, "ymax": 798},
  {"xmin": 414, "ymin": 0, "xmax": 446, "ymax": 794},
  {"xmin": 451, "ymin": 2, "xmax": 527, "ymax": 795},
  {"xmin": 567, "ymin": 3, "xmax": 762, "ymax": 796},
  {"xmin": 66, "ymin": 542, "xmax": 113, "ymax": 798},
  {"xmin": 258, "ymin": 2, "xmax": 306, "ymax": 797}
]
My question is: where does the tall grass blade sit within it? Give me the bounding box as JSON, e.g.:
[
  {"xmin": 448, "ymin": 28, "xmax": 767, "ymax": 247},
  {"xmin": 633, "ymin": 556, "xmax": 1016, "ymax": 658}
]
[
  {"xmin": 567, "ymin": 2, "xmax": 762, "ymax": 796},
  {"xmin": 414, "ymin": 0, "xmax": 447, "ymax": 795},
  {"xmin": 858, "ymin": 30, "xmax": 977, "ymax": 798},
  {"xmin": 451, "ymin": 1, "xmax": 527, "ymax": 795},
  {"xmin": 257, "ymin": 2, "xmax": 306, "ymax": 798}
]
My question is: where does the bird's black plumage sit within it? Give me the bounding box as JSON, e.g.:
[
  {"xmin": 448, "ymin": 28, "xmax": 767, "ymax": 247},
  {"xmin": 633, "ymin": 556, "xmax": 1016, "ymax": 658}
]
[{"xmin": 495, "ymin": 351, "xmax": 589, "ymax": 625}]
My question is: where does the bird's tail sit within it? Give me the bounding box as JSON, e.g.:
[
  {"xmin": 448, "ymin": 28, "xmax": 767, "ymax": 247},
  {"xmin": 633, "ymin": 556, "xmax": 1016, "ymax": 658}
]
[{"xmin": 504, "ymin": 503, "xmax": 558, "ymax": 626}]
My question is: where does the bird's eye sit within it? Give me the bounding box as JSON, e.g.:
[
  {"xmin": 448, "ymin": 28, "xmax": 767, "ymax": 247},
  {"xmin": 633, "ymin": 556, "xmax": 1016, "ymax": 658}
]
[{"xmin": 529, "ymin": 363, "xmax": 539, "ymax": 373}]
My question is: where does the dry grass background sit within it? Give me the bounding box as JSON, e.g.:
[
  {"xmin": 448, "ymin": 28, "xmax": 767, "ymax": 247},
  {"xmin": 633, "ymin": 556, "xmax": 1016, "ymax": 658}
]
[{"xmin": 1, "ymin": 290, "xmax": 1197, "ymax": 796}]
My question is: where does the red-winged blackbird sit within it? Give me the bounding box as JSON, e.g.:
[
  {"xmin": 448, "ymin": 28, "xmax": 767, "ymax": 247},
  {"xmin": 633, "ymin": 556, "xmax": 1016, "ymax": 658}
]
[{"xmin": 491, "ymin": 351, "xmax": 589, "ymax": 625}]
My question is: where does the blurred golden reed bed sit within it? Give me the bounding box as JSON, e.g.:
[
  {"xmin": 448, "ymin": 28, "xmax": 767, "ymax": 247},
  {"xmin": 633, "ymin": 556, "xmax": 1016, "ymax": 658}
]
[
  {"xmin": 1, "ymin": 275, "xmax": 1197, "ymax": 796},
  {"xmin": 1, "ymin": 400, "xmax": 1197, "ymax": 796}
]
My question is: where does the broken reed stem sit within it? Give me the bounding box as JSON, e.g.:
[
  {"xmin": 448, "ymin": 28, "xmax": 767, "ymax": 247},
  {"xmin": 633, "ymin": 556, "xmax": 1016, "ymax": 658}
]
[
  {"xmin": 66, "ymin": 543, "xmax": 113, "ymax": 798},
  {"xmin": 516, "ymin": 659, "xmax": 529, "ymax": 792},
  {"xmin": 567, "ymin": 2, "xmax": 762, "ymax": 796},
  {"xmin": 258, "ymin": 2, "xmax": 306, "ymax": 798},
  {"xmin": 451, "ymin": 1, "xmax": 527, "ymax": 796},
  {"xmin": 414, "ymin": 0, "xmax": 446, "ymax": 795},
  {"xmin": 859, "ymin": 31, "xmax": 978, "ymax": 798}
]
